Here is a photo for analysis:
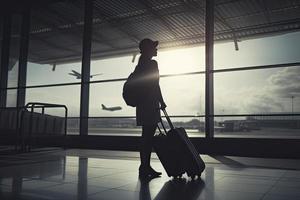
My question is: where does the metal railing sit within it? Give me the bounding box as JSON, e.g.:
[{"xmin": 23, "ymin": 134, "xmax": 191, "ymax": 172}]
[{"xmin": 0, "ymin": 102, "xmax": 68, "ymax": 151}]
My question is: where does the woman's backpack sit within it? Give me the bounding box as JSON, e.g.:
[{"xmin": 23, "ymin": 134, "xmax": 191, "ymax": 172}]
[{"xmin": 122, "ymin": 71, "xmax": 140, "ymax": 107}]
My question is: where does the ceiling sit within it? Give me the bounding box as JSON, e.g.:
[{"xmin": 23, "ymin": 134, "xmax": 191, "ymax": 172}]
[{"xmin": 10, "ymin": 0, "xmax": 300, "ymax": 64}]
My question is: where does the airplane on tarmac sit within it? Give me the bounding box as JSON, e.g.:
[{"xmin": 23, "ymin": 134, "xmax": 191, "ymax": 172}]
[
  {"xmin": 101, "ymin": 104, "xmax": 122, "ymax": 111},
  {"xmin": 68, "ymin": 70, "xmax": 102, "ymax": 79}
]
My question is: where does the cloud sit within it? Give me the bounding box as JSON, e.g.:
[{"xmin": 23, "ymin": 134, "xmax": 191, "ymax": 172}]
[
  {"xmin": 240, "ymin": 66, "xmax": 300, "ymax": 113},
  {"xmin": 243, "ymin": 93, "xmax": 284, "ymax": 113},
  {"xmin": 268, "ymin": 67, "xmax": 300, "ymax": 97}
]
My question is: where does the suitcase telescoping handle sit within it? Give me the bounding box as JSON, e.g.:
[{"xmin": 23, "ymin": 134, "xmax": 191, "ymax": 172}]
[
  {"xmin": 161, "ymin": 108, "xmax": 175, "ymax": 130},
  {"xmin": 157, "ymin": 120, "xmax": 167, "ymax": 135}
]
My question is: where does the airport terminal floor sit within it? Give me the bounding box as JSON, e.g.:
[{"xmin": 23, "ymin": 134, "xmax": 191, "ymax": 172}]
[{"xmin": 0, "ymin": 148, "xmax": 300, "ymax": 200}]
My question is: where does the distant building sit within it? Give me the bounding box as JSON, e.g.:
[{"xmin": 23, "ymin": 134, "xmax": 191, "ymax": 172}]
[
  {"xmin": 220, "ymin": 120, "xmax": 260, "ymax": 132},
  {"xmin": 247, "ymin": 113, "xmax": 300, "ymax": 129}
]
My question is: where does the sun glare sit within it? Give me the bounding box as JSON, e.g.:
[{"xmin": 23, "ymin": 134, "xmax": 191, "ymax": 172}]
[{"xmin": 157, "ymin": 47, "xmax": 205, "ymax": 75}]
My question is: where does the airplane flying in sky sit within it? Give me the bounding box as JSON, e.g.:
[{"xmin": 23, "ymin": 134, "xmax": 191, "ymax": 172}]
[
  {"xmin": 101, "ymin": 104, "xmax": 122, "ymax": 111},
  {"xmin": 68, "ymin": 70, "xmax": 102, "ymax": 79}
]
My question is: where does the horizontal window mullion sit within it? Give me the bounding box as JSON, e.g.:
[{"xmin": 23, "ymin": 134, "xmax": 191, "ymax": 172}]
[
  {"xmin": 66, "ymin": 113, "xmax": 300, "ymax": 119},
  {"xmin": 70, "ymin": 115, "xmax": 205, "ymax": 119},
  {"xmin": 214, "ymin": 114, "xmax": 300, "ymax": 117},
  {"xmin": 213, "ymin": 62, "xmax": 300, "ymax": 73},
  {"xmin": 4, "ymin": 81, "xmax": 81, "ymax": 90},
  {"xmin": 2, "ymin": 62, "xmax": 298, "ymax": 90}
]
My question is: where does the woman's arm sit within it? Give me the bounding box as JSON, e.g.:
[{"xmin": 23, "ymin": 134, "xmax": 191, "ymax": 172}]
[
  {"xmin": 150, "ymin": 60, "xmax": 167, "ymax": 109},
  {"xmin": 158, "ymin": 84, "xmax": 167, "ymax": 109}
]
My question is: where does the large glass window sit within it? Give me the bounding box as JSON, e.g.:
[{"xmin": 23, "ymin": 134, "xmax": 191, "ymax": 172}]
[
  {"xmin": 214, "ymin": 32, "xmax": 300, "ymax": 69},
  {"xmin": 213, "ymin": 0, "xmax": 300, "ymax": 138},
  {"xmin": 89, "ymin": 0, "xmax": 205, "ymax": 136},
  {"xmin": 214, "ymin": 66, "xmax": 300, "ymax": 115},
  {"xmin": 27, "ymin": 1, "xmax": 84, "ymax": 86},
  {"xmin": 24, "ymin": 1, "xmax": 84, "ymax": 135}
]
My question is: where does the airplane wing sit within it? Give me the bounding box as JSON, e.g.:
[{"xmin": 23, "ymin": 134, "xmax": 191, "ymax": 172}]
[
  {"xmin": 68, "ymin": 73, "xmax": 77, "ymax": 76},
  {"xmin": 90, "ymin": 73, "xmax": 103, "ymax": 78},
  {"xmin": 72, "ymin": 70, "xmax": 81, "ymax": 76},
  {"xmin": 91, "ymin": 73, "xmax": 102, "ymax": 76},
  {"xmin": 101, "ymin": 104, "xmax": 122, "ymax": 111},
  {"xmin": 69, "ymin": 72, "xmax": 81, "ymax": 79}
]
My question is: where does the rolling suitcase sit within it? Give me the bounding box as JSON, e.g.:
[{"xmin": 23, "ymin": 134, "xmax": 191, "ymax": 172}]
[
  {"xmin": 153, "ymin": 123, "xmax": 185, "ymax": 178},
  {"xmin": 154, "ymin": 109, "xmax": 205, "ymax": 179}
]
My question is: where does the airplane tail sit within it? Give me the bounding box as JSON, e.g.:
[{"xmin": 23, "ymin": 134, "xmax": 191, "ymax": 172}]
[{"xmin": 101, "ymin": 104, "xmax": 106, "ymax": 109}]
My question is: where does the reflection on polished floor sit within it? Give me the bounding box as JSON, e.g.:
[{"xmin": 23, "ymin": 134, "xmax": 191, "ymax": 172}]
[{"xmin": 0, "ymin": 149, "xmax": 300, "ymax": 200}]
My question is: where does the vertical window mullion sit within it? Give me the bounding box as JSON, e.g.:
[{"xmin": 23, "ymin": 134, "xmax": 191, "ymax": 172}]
[
  {"xmin": 0, "ymin": 14, "xmax": 12, "ymax": 107},
  {"xmin": 17, "ymin": 6, "xmax": 31, "ymax": 108},
  {"xmin": 80, "ymin": 0, "xmax": 93, "ymax": 136},
  {"xmin": 205, "ymin": 0, "xmax": 214, "ymax": 138}
]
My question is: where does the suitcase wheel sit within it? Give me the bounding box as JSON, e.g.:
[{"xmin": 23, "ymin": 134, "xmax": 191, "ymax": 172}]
[
  {"xmin": 187, "ymin": 172, "xmax": 195, "ymax": 179},
  {"xmin": 172, "ymin": 173, "xmax": 183, "ymax": 179}
]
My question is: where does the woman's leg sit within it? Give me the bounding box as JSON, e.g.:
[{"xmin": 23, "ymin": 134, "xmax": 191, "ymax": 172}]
[
  {"xmin": 139, "ymin": 124, "xmax": 162, "ymax": 177},
  {"xmin": 140, "ymin": 124, "xmax": 157, "ymax": 170}
]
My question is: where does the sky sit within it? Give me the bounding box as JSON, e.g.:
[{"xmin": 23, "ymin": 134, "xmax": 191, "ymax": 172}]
[{"xmin": 6, "ymin": 31, "xmax": 300, "ymax": 117}]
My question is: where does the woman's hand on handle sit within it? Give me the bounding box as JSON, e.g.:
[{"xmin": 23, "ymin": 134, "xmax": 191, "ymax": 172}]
[{"xmin": 160, "ymin": 102, "xmax": 167, "ymax": 110}]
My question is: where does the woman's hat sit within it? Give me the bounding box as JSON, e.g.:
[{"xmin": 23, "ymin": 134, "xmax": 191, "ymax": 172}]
[{"xmin": 139, "ymin": 38, "xmax": 159, "ymax": 52}]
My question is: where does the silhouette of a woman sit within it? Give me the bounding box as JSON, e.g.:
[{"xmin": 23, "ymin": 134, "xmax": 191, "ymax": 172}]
[{"xmin": 135, "ymin": 38, "xmax": 166, "ymax": 178}]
